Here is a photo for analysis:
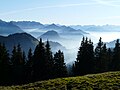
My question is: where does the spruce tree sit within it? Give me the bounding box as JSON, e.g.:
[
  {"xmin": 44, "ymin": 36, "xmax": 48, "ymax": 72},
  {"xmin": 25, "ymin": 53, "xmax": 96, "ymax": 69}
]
[
  {"xmin": 54, "ymin": 50, "xmax": 67, "ymax": 78},
  {"xmin": 112, "ymin": 39, "xmax": 120, "ymax": 71},
  {"xmin": 0, "ymin": 43, "xmax": 10, "ymax": 84},
  {"xmin": 25, "ymin": 48, "xmax": 33, "ymax": 82},
  {"xmin": 33, "ymin": 38, "xmax": 46, "ymax": 81},
  {"xmin": 107, "ymin": 48, "xmax": 113, "ymax": 71},
  {"xmin": 45, "ymin": 40, "xmax": 54, "ymax": 79},
  {"xmin": 11, "ymin": 46, "xmax": 17, "ymax": 65},
  {"xmin": 75, "ymin": 37, "xmax": 94, "ymax": 75},
  {"xmin": 94, "ymin": 37, "xmax": 104, "ymax": 73},
  {"xmin": 27, "ymin": 48, "xmax": 33, "ymax": 66},
  {"xmin": 11, "ymin": 44, "xmax": 25, "ymax": 84},
  {"xmin": 100, "ymin": 44, "xmax": 109, "ymax": 72}
]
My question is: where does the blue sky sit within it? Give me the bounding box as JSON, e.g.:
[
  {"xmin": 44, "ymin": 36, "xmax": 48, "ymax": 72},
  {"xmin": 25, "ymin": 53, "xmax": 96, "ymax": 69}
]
[{"xmin": 0, "ymin": 0, "xmax": 120, "ymax": 25}]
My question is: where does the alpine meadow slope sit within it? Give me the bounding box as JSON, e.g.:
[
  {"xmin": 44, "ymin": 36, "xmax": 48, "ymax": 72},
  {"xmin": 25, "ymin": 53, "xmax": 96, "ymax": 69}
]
[{"xmin": 0, "ymin": 71, "xmax": 120, "ymax": 90}]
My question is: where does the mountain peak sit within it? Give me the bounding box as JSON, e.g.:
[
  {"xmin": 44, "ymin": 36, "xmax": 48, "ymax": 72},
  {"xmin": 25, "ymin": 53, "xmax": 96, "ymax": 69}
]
[
  {"xmin": 0, "ymin": 20, "xmax": 23, "ymax": 35},
  {"xmin": 45, "ymin": 24, "xmax": 60, "ymax": 29},
  {"xmin": 11, "ymin": 21, "xmax": 44, "ymax": 29},
  {"xmin": 38, "ymin": 30, "xmax": 60, "ymax": 40}
]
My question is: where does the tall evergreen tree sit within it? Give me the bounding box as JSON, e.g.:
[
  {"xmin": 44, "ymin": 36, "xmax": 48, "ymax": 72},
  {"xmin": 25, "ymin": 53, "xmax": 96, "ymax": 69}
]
[
  {"xmin": 0, "ymin": 43, "xmax": 10, "ymax": 84},
  {"xmin": 94, "ymin": 37, "xmax": 104, "ymax": 73},
  {"xmin": 16, "ymin": 44, "xmax": 24, "ymax": 65},
  {"xmin": 27, "ymin": 48, "xmax": 33, "ymax": 66},
  {"xmin": 22, "ymin": 51, "xmax": 26, "ymax": 64},
  {"xmin": 100, "ymin": 44, "xmax": 109, "ymax": 72},
  {"xmin": 45, "ymin": 40, "xmax": 54, "ymax": 79},
  {"xmin": 33, "ymin": 38, "xmax": 46, "ymax": 81},
  {"xmin": 11, "ymin": 46, "xmax": 17, "ymax": 65},
  {"xmin": 25, "ymin": 48, "xmax": 33, "ymax": 82},
  {"xmin": 74, "ymin": 37, "xmax": 94, "ymax": 75},
  {"xmin": 111, "ymin": 39, "xmax": 120, "ymax": 71},
  {"xmin": 11, "ymin": 44, "xmax": 25, "ymax": 84},
  {"xmin": 54, "ymin": 50, "xmax": 67, "ymax": 78},
  {"xmin": 107, "ymin": 48, "xmax": 113, "ymax": 71}
]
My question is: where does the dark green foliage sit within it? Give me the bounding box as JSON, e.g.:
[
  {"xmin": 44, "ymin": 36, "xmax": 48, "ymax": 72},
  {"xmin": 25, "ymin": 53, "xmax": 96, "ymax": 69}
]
[
  {"xmin": 33, "ymin": 38, "xmax": 46, "ymax": 81},
  {"xmin": 0, "ymin": 43, "xmax": 10, "ymax": 84},
  {"xmin": 27, "ymin": 48, "xmax": 33, "ymax": 66},
  {"xmin": 54, "ymin": 50, "xmax": 67, "ymax": 78},
  {"xmin": 111, "ymin": 39, "xmax": 120, "ymax": 71},
  {"xmin": 11, "ymin": 44, "xmax": 26, "ymax": 84},
  {"xmin": 74, "ymin": 37, "xmax": 94, "ymax": 75},
  {"xmin": 94, "ymin": 37, "xmax": 104, "ymax": 72},
  {"xmin": 94, "ymin": 38, "xmax": 111, "ymax": 73},
  {"xmin": 45, "ymin": 40, "xmax": 54, "ymax": 79},
  {"xmin": 73, "ymin": 37, "xmax": 120, "ymax": 76},
  {"xmin": 25, "ymin": 48, "xmax": 33, "ymax": 82},
  {"xmin": 1, "ymin": 36, "xmax": 120, "ymax": 86},
  {"xmin": 33, "ymin": 39, "xmax": 67, "ymax": 81}
]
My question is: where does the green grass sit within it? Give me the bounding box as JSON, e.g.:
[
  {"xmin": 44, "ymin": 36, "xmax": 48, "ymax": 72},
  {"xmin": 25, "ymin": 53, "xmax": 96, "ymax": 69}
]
[{"xmin": 0, "ymin": 71, "xmax": 120, "ymax": 90}]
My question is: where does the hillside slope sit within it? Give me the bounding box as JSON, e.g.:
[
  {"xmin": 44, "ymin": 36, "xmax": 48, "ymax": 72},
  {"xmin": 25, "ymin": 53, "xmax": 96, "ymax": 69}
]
[
  {"xmin": 0, "ymin": 20, "xmax": 23, "ymax": 35},
  {"xmin": 1, "ymin": 71, "xmax": 120, "ymax": 89}
]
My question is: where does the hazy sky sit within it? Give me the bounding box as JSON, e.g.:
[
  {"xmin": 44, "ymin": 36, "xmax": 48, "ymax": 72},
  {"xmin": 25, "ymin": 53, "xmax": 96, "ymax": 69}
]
[{"xmin": 0, "ymin": 0, "xmax": 120, "ymax": 25}]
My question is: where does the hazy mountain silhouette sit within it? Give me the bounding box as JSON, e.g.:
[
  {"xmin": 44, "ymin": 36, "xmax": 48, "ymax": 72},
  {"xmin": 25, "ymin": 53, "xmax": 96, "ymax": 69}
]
[
  {"xmin": 12, "ymin": 21, "xmax": 85, "ymax": 35},
  {"xmin": 44, "ymin": 23, "xmax": 60, "ymax": 30},
  {"xmin": 0, "ymin": 33, "xmax": 39, "ymax": 54},
  {"xmin": 70, "ymin": 25, "xmax": 120, "ymax": 32},
  {"xmin": 106, "ymin": 39, "xmax": 120, "ymax": 48},
  {"xmin": 0, "ymin": 20, "xmax": 23, "ymax": 35},
  {"xmin": 0, "ymin": 32, "xmax": 66, "ymax": 55},
  {"xmin": 38, "ymin": 30, "xmax": 61, "ymax": 40},
  {"xmin": 44, "ymin": 41, "xmax": 66, "ymax": 52},
  {"xmin": 11, "ymin": 21, "xmax": 44, "ymax": 29}
]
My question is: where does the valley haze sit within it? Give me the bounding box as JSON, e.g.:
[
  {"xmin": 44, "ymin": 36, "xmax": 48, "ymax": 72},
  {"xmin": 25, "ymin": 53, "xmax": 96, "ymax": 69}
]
[{"xmin": 0, "ymin": 20, "xmax": 120, "ymax": 64}]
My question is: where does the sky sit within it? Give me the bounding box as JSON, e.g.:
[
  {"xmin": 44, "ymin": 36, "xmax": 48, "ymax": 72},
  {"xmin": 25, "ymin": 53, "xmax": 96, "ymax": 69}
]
[{"xmin": 0, "ymin": 0, "xmax": 120, "ymax": 25}]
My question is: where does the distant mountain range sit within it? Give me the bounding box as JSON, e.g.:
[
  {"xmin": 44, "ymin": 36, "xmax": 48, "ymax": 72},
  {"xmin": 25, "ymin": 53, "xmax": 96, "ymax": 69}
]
[
  {"xmin": 70, "ymin": 25, "xmax": 120, "ymax": 32},
  {"xmin": 0, "ymin": 20, "xmax": 23, "ymax": 35},
  {"xmin": 43, "ymin": 24, "xmax": 84, "ymax": 34},
  {"xmin": 0, "ymin": 33, "xmax": 66, "ymax": 54},
  {"xmin": 11, "ymin": 21, "xmax": 86, "ymax": 35},
  {"xmin": 11, "ymin": 21, "xmax": 44, "ymax": 29}
]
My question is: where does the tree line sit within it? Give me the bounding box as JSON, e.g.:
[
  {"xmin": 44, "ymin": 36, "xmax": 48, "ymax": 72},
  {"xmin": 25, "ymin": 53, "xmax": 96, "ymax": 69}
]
[
  {"xmin": 0, "ymin": 38, "xmax": 67, "ymax": 85},
  {"xmin": 72, "ymin": 37, "xmax": 120, "ymax": 76},
  {"xmin": 0, "ymin": 37, "xmax": 120, "ymax": 85}
]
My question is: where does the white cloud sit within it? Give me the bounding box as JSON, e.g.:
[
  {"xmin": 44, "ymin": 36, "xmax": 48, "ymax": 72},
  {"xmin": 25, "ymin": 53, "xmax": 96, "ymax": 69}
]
[{"xmin": 0, "ymin": 2, "xmax": 97, "ymax": 16}]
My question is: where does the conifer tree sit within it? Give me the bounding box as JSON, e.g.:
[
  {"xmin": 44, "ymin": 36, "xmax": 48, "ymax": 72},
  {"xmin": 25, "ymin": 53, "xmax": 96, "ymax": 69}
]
[
  {"xmin": 107, "ymin": 48, "xmax": 113, "ymax": 71},
  {"xmin": 54, "ymin": 50, "xmax": 67, "ymax": 78},
  {"xmin": 22, "ymin": 51, "xmax": 26, "ymax": 64},
  {"xmin": 94, "ymin": 37, "xmax": 104, "ymax": 73},
  {"xmin": 27, "ymin": 48, "xmax": 33, "ymax": 66},
  {"xmin": 100, "ymin": 44, "xmax": 109, "ymax": 72},
  {"xmin": 45, "ymin": 40, "xmax": 54, "ymax": 79},
  {"xmin": 74, "ymin": 37, "xmax": 94, "ymax": 75},
  {"xmin": 0, "ymin": 43, "xmax": 10, "ymax": 83},
  {"xmin": 111, "ymin": 39, "xmax": 120, "ymax": 71},
  {"xmin": 25, "ymin": 48, "xmax": 33, "ymax": 82},
  {"xmin": 11, "ymin": 44, "xmax": 25, "ymax": 83},
  {"xmin": 33, "ymin": 38, "xmax": 46, "ymax": 81},
  {"xmin": 11, "ymin": 46, "xmax": 17, "ymax": 65},
  {"xmin": 16, "ymin": 44, "xmax": 24, "ymax": 65}
]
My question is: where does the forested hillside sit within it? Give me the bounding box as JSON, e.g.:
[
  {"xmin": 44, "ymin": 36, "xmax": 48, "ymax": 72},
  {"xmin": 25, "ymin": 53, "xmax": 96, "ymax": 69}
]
[{"xmin": 0, "ymin": 37, "xmax": 120, "ymax": 86}]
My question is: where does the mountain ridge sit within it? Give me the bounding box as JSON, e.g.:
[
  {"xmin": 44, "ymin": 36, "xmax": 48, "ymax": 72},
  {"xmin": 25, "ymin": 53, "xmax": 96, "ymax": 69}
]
[{"xmin": 0, "ymin": 20, "xmax": 23, "ymax": 35}]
